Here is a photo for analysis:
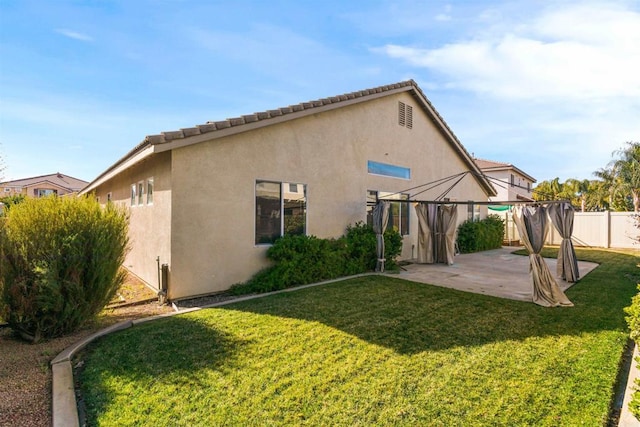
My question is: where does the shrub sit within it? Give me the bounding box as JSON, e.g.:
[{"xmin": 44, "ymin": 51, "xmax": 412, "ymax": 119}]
[
  {"xmin": 625, "ymin": 287, "xmax": 640, "ymax": 419},
  {"xmin": 0, "ymin": 194, "xmax": 26, "ymax": 213},
  {"xmin": 0, "ymin": 196, "xmax": 129, "ymax": 342},
  {"xmin": 230, "ymin": 222, "xmax": 403, "ymax": 295},
  {"xmin": 456, "ymin": 215, "xmax": 505, "ymax": 254}
]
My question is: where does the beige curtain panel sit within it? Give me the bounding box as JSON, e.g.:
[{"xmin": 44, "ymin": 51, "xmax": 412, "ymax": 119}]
[
  {"xmin": 513, "ymin": 205, "xmax": 573, "ymax": 307},
  {"xmin": 548, "ymin": 202, "xmax": 580, "ymax": 283},
  {"xmin": 437, "ymin": 205, "xmax": 458, "ymax": 265},
  {"xmin": 373, "ymin": 201, "xmax": 390, "ymax": 272},
  {"xmin": 416, "ymin": 202, "xmax": 437, "ymax": 264},
  {"xmin": 416, "ymin": 203, "xmax": 458, "ymax": 265}
]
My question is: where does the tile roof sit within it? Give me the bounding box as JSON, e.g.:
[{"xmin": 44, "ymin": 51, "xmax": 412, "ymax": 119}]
[
  {"xmin": 0, "ymin": 173, "xmax": 88, "ymax": 191},
  {"xmin": 473, "ymin": 158, "xmax": 536, "ymax": 183},
  {"xmin": 143, "ymin": 80, "xmax": 421, "ymax": 145},
  {"xmin": 83, "ymin": 80, "xmax": 496, "ymax": 196}
]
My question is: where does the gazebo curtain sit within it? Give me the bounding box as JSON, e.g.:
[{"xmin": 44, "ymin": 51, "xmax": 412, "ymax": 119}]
[
  {"xmin": 416, "ymin": 202, "xmax": 437, "ymax": 264},
  {"xmin": 373, "ymin": 201, "xmax": 390, "ymax": 272},
  {"xmin": 513, "ymin": 205, "xmax": 573, "ymax": 307},
  {"xmin": 437, "ymin": 205, "xmax": 458, "ymax": 265},
  {"xmin": 416, "ymin": 203, "xmax": 457, "ymax": 265},
  {"xmin": 548, "ymin": 202, "xmax": 580, "ymax": 282}
]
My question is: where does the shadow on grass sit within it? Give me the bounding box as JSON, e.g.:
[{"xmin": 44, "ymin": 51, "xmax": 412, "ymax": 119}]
[
  {"xmin": 221, "ymin": 248, "xmax": 639, "ymax": 354},
  {"xmin": 78, "ymin": 315, "xmax": 249, "ymax": 424}
]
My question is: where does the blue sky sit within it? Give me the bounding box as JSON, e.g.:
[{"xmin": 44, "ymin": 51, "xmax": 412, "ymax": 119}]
[{"xmin": 1, "ymin": 0, "xmax": 639, "ymax": 184}]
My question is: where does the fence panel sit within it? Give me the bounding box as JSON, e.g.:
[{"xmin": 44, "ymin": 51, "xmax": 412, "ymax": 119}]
[{"xmin": 544, "ymin": 211, "xmax": 638, "ymax": 249}]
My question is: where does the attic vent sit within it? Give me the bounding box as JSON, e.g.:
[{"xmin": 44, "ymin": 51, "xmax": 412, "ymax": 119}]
[{"xmin": 398, "ymin": 102, "xmax": 413, "ymax": 129}]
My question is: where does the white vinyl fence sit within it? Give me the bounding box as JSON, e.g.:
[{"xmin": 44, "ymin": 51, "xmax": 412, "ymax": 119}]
[{"xmin": 497, "ymin": 211, "xmax": 639, "ymax": 249}]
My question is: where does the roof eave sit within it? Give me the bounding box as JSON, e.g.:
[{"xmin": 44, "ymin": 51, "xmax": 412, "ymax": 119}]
[{"xmin": 80, "ymin": 144, "xmax": 155, "ymax": 194}]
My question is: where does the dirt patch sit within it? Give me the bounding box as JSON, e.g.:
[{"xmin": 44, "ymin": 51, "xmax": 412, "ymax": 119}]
[{"xmin": 0, "ymin": 274, "xmax": 173, "ymax": 427}]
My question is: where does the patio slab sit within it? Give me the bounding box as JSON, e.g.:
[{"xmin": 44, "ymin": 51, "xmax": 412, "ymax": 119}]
[{"xmin": 397, "ymin": 247, "xmax": 599, "ymax": 303}]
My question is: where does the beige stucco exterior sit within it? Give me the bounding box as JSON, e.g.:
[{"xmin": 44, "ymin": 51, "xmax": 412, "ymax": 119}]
[
  {"xmin": 90, "ymin": 151, "xmax": 173, "ymax": 292},
  {"xmin": 83, "ymin": 81, "xmax": 494, "ymax": 300}
]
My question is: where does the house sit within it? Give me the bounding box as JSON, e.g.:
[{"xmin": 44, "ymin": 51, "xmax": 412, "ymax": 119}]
[
  {"xmin": 81, "ymin": 80, "xmax": 496, "ymax": 300},
  {"xmin": 474, "ymin": 158, "xmax": 536, "ymax": 202},
  {"xmin": 474, "ymin": 158, "xmax": 536, "ymax": 245},
  {"xmin": 0, "ymin": 173, "xmax": 88, "ymax": 198}
]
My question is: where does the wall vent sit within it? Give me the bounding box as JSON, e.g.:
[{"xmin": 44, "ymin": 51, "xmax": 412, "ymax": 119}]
[{"xmin": 398, "ymin": 101, "xmax": 412, "ymax": 129}]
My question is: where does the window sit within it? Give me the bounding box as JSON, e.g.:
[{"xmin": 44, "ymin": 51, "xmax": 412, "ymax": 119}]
[
  {"xmin": 255, "ymin": 180, "xmax": 307, "ymax": 244},
  {"xmin": 367, "ymin": 160, "xmax": 411, "ymax": 179},
  {"xmin": 3, "ymin": 188, "xmax": 10, "ymax": 193},
  {"xmin": 467, "ymin": 202, "xmax": 481, "ymax": 221},
  {"xmin": 527, "ymin": 182, "xmax": 531, "ymax": 192},
  {"xmin": 131, "ymin": 184, "xmax": 137, "ymax": 206},
  {"xmin": 147, "ymin": 178, "xmax": 154, "ymax": 205},
  {"xmin": 107, "ymin": 192, "xmax": 112, "ymax": 203},
  {"xmin": 366, "ymin": 190, "xmax": 409, "ymax": 235},
  {"xmin": 35, "ymin": 189, "xmax": 57, "ymax": 197},
  {"xmin": 137, "ymin": 182, "xmax": 144, "ymax": 205},
  {"xmin": 510, "ymin": 174, "xmax": 515, "ymax": 187}
]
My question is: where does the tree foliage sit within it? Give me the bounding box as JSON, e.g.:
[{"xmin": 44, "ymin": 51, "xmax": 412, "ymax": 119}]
[{"xmin": 534, "ymin": 141, "xmax": 640, "ymax": 212}]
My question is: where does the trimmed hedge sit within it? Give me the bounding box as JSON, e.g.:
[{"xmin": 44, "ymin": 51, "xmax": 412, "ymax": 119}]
[
  {"xmin": 625, "ymin": 288, "xmax": 640, "ymax": 419},
  {"xmin": 230, "ymin": 222, "xmax": 403, "ymax": 295},
  {"xmin": 456, "ymin": 215, "xmax": 505, "ymax": 254},
  {"xmin": 0, "ymin": 196, "xmax": 129, "ymax": 342}
]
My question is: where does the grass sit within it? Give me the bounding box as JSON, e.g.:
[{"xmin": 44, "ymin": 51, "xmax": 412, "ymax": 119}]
[{"xmin": 78, "ymin": 248, "xmax": 639, "ymax": 426}]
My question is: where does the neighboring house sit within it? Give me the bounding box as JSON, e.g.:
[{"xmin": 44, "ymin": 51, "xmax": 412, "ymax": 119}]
[
  {"xmin": 474, "ymin": 158, "xmax": 536, "ymax": 245},
  {"xmin": 81, "ymin": 80, "xmax": 496, "ymax": 300},
  {"xmin": 0, "ymin": 173, "xmax": 88, "ymax": 198},
  {"xmin": 474, "ymin": 158, "xmax": 536, "ymax": 202}
]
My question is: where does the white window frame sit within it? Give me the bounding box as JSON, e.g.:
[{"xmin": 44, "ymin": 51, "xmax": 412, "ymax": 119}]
[
  {"xmin": 131, "ymin": 184, "xmax": 137, "ymax": 206},
  {"xmin": 137, "ymin": 181, "xmax": 144, "ymax": 206},
  {"xmin": 146, "ymin": 178, "xmax": 154, "ymax": 205}
]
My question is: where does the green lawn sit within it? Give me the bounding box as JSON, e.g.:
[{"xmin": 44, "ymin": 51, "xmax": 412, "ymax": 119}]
[{"xmin": 79, "ymin": 248, "xmax": 639, "ymax": 426}]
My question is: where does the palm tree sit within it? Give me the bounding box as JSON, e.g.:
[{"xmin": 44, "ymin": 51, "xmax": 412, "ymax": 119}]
[
  {"xmin": 597, "ymin": 142, "xmax": 640, "ymax": 212},
  {"xmin": 533, "ymin": 177, "xmax": 564, "ymax": 201},
  {"xmin": 564, "ymin": 178, "xmax": 590, "ymax": 212},
  {"xmin": 611, "ymin": 142, "xmax": 640, "ymax": 212}
]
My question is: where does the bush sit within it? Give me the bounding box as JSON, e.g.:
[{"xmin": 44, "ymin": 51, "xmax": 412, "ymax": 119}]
[
  {"xmin": 0, "ymin": 196, "xmax": 129, "ymax": 342},
  {"xmin": 0, "ymin": 194, "xmax": 26, "ymax": 213},
  {"xmin": 230, "ymin": 222, "xmax": 403, "ymax": 295},
  {"xmin": 456, "ymin": 215, "xmax": 504, "ymax": 254},
  {"xmin": 625, "ymin": 287, "xmax": 640, "ymax": 419}
]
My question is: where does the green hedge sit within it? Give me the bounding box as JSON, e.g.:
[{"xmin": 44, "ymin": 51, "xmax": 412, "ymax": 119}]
[
  {"xmin": 456, "ymin": 215, "xmax": 505, "ymax": 254},
  {"xmin": 0, "ymin": 196, "xmax": 129, "ymax": 342},
  {"xmin": 230, "ymin": 222, "xmax": 402, "ymax": 295},
  {"xmin": 625, "ymin": 288, "xmax": 640, "ymax": 419}
]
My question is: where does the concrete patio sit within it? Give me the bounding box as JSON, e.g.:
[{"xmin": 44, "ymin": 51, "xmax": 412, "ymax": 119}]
[{"xmin": 397, "ymin": 247, "xmax": 600, "ymax": 303}]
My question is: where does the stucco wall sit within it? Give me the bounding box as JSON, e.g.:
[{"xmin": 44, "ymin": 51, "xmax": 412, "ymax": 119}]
[
  {"xmin": 169, "ymin": 92, "xmax": 490, "ymax": 298},
  {"xmin": 91, "ymin": 152, "xmax": 173, "ymax": 291}
]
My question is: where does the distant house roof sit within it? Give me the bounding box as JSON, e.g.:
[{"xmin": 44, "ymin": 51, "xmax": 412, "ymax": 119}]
[
  {"xmin": 474, "ymin": 158, "xmax": 536, "ymax": 183},
  {"xmin": 0, "ymin": 173, "xmax": 89, "ymax": 192},
  {"xmin": 82, "ymin": 80, "xmax": 496, "ymax": 197}
]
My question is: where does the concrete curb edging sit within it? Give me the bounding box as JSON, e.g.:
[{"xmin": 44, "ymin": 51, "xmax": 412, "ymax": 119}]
[{"xmin": 51, "ymin": 273, "xmax": 375, "ymax": 426}]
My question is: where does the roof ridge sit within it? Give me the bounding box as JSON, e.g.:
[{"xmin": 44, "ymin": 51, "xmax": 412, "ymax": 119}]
[
  {"xmin": 474, "ymin": 157, "xmax": 512, "ymax": 166},
  {"xmin": 145, "ymin": 80, "xmax": 417, "ymax": 144},
  {"xmin": 0, "ymin": 173, "xmax": 88, "ymax": 186}
]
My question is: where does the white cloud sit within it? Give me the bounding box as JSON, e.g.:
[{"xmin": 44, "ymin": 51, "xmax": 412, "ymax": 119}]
[
  {"xmin": 372, "ymin": 1, "xmax": 640, "ymax": 180},
  {"xmin": 55, "ymin": 28, "xmax": 93, "ymax": 42},
  {"xmin": 374, "ymin": 2, "xmax": 640, "ymax": 101}
]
